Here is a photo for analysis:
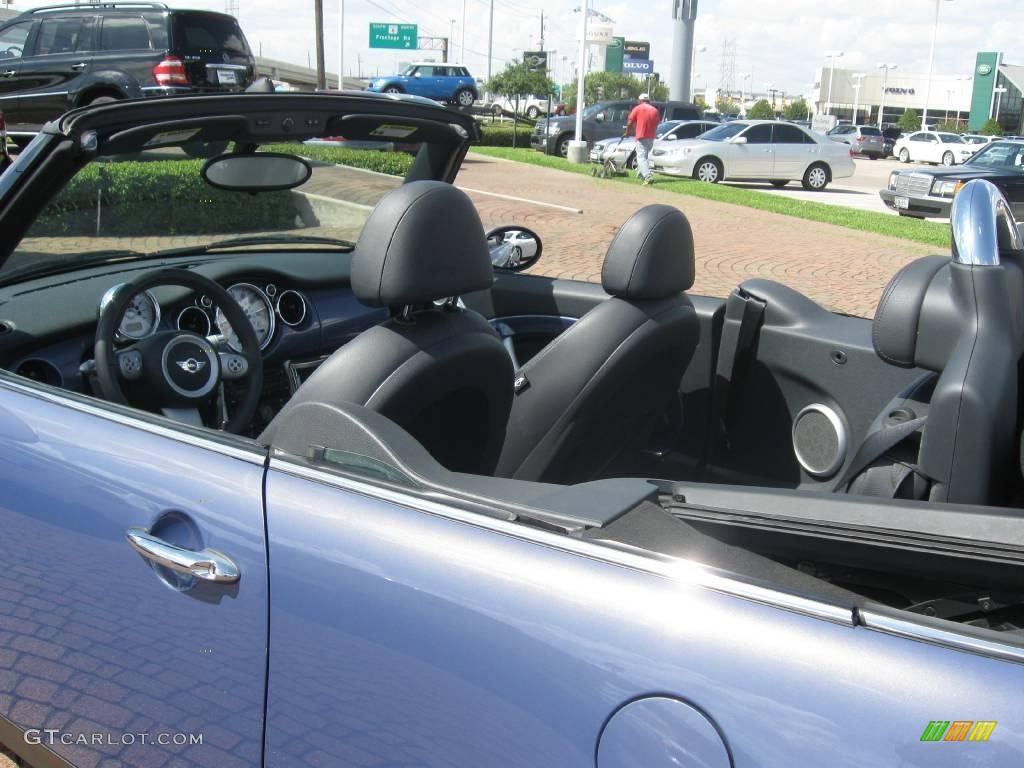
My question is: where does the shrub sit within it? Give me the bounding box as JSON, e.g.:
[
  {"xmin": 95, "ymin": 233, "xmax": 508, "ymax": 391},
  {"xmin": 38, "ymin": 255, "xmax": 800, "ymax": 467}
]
[
  {"xmin": 898, "ymin": 109, "xmax": 921, "ymax": 132},
  {"xmin": 935, "ymin": 119, "xmax": 963, "ymax": 133},
  {"xmin": 270, "ymin": 144, "xmax": 414, "ymax": 176},
  {"xmin": 979, "ymin": 118, "xmax": 1003, "ymax": 136},
  {"xmin": 747, "ymin": 99, "xmax": 775, "ymax": 119},
  {"xmin": 476, "ymin": 122, "xmax": 534, "ymax": 147},
  {"xmin": 35, "ymin": 159, "xmax": 297, "ymax": 236},
  {"xmin": 716, "ymin": 98, "xmax": 740, "ymax": 116}
]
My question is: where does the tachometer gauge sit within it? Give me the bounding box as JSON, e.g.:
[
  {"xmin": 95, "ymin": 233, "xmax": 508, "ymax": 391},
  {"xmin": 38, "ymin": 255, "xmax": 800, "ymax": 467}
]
[
  {"xmin": 215, "ymin": 283, "xmax": 275, "ymax": 352},
  {"xmin": 99, "ymin": 286, "xmax": 161, "ymax": 340}
]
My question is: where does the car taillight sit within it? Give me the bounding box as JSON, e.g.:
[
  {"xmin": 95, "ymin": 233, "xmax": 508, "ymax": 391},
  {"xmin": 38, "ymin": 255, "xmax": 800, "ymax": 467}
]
[
  {"xmin": 850, "ymin": 148, "xmax": 856, "ymax": 157},
  {"xmin": 153, "ymin": 56, "xmax": 188, "ymax": 86},
  {"xmin": 856, "ymin": 136, "xmax": 866, "ymax": 142}
]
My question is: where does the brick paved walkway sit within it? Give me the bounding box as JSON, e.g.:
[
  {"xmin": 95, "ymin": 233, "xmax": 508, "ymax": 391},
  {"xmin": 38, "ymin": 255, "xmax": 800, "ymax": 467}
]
[{"xmin": 459, "ymin": 154, "xmax": 938, "ymax": 317}]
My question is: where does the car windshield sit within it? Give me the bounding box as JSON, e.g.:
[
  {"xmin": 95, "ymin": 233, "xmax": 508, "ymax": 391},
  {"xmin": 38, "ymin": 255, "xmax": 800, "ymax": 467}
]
[
  {"xmin": 700, "ymin": 122, "xmax": 748, "ymax": 141},
  {"xmin": 965, "ymin": 142, "xmax": 1024, "ymax": 172},
  {"xmin": 582, "ymin": 103, "xmax": 612, "ymax": 119},
  {"xmin": 656, "ymin": 121, "xmax": 682, "ymax": 137},
  {"xmin": 938, "ymin": 133, "xmax": 964, "ymax": 143},
  {"xmin": 2, "ymin": 136, "xmax": 422, "ymax": 282},
  {"xmin": 172, "ymin": 14, "xmax": 250, "ymax": 55}
]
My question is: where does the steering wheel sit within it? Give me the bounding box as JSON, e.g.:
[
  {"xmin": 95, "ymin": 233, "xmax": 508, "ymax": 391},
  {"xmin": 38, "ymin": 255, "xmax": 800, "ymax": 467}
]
[
  {"xmin": 94, "ymin": 268, "xmax": 263, "ymax": 434},
  {"xmin": 4, "ymin": 46, "xmax": 23, "ymax": 58}
]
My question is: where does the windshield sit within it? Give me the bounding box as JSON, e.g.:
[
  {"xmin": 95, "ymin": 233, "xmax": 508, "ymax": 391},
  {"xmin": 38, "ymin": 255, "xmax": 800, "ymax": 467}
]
[
  {"xmin": 656, "ymin": 121, "xmax": 682, "ymax": 137},
  {"xmin": 700, "ymin": 122, "xmax": 748, "ymax": 141},
  {"xmin": 582, "ymin": 103, "xmax": 614, "ymax": 119},
  {"xmin": 938, "ymin": 133, "xmax": 964, "ymax": 143},
  {"xmin": 172, "ymin": 14, "xmax": 250, "ymax": 56},
  {"xmin": 402, "ymin": 65, "xmax": 416, "ymax": 76},
  {"xmin": 3, "ymin": 138, "xmax": 417, "ymax": 281},
  {"xmin": 965, "ymin": 142, "xmax": 1024, "ymax": 172}
]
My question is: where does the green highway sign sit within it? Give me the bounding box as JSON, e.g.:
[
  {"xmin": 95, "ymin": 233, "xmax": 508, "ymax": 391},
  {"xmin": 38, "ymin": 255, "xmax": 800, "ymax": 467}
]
[{"xmin": 369, "ymin": 23, "xmax": 417, "ymax": 49}]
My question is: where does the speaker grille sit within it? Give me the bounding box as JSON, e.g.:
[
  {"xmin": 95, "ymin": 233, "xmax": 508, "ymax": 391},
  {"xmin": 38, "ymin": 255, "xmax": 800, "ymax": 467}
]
[{"xmin": 792, "ymin": 404, "xmax": 846, "ymax": 478}]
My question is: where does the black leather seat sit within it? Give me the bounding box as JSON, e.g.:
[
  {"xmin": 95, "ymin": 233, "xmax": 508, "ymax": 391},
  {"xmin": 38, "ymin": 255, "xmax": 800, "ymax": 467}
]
[
  {"xmin": 495, "ymin": 204, "xmax": 700, "ymax": 484},
  {"xmin": 844, "ymin": 208, "xmax": 1024, "ymax": 504},
  {"xmin": 262, "ymin": 180, "xmax": 513, "ymax": 475}
]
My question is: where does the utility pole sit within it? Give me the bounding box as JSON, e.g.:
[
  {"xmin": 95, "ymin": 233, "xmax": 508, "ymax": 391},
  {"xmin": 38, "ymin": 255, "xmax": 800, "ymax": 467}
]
[
  {"xmin": 337, "ymin": 0, "xmax": 344, "ymax": 87},
  {"xmin": 313, "ymin": 0, "xmax": 326, "ymax": 89},
  {"xmin": 670, "ymin": 0, "xmax": 698, "ymax": 101},
  {"xmin": 487, "ymin": 0, "xmax": 494, "ymax": 81},
  {"xmin": 460, "ymin": 0, "xmax": 466, "ymax": 65},
  {"xmin": 540, "ymin": 10, "xmax": 544, "ymax": 50}
]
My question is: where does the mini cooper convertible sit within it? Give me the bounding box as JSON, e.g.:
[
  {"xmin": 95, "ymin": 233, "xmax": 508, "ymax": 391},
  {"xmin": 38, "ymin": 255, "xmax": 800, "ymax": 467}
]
[{"xmin": 0, "ymin": 91, "xmax": 1023, "ymax": 768}]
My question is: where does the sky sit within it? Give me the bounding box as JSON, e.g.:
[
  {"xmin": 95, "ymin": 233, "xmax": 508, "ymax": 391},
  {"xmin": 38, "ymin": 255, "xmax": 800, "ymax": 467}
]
[{"xmin": 7, "ymin": 0, "xmax": 1021, "ymax": 93}]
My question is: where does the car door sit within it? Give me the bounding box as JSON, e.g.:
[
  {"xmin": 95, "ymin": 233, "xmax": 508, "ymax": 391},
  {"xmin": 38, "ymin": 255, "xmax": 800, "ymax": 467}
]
[
  {"xmin": 771, "ymin": 123, "xmax": 815, "ymax": 178},
  {"xmin": 16, "ymin": 15, "xmax": 93, "ymax": 127},
  {"xmin": 88, "ymin": 13, "xmax": 156, "ymax": 99},
  {"xmin": 0, "ymin": 19, "xmax": 38, "ymax": 131},
  {"xmin": 919, "ymin": 132, "xmax": 940, "ymax": 163},
  {"xmin": 405, "ymin": 64, "xmax": 431, "ymax": 96},
  {"xmin": 729, "ymin": 122, "xmax": 772, "ymax": 177},
  {"xmin": 0, "ymin": 376, "xmax": 269, "ymax": 768}
]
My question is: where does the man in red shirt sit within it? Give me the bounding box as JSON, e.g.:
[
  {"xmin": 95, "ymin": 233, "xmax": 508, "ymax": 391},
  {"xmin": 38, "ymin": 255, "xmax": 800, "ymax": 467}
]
[{"xmin": 624, "ymin": 93, "xmax": 660, "ymax": 185}]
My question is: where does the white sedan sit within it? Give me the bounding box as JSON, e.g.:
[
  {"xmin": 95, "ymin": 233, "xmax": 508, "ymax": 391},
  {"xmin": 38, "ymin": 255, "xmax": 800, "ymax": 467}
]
[
  {"xmin": 893, "ymin": 131, "xmax": 975, "ymax": 166},
  {"xmin": 649, "ymin": 120, "xmax": 855, "ymax": 191}
]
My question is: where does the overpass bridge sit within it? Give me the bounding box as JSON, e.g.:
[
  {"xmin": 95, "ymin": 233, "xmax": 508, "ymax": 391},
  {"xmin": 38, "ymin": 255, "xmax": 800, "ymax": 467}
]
[{"xmin": 255, "ymin": 57, "xmax": 369, "ymax": 92}]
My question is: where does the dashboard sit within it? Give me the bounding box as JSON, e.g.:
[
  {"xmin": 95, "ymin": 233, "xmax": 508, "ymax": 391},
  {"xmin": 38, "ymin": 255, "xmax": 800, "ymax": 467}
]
[{"xmin": 0, "ymin": 251, "xmax": 389, "ymax": 435}]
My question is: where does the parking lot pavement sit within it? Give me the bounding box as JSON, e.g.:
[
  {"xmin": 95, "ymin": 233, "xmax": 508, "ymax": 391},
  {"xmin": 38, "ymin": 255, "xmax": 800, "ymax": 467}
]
[{"xmin": 459, "ymin": 153, "xmax": 937, "ymax": 317}]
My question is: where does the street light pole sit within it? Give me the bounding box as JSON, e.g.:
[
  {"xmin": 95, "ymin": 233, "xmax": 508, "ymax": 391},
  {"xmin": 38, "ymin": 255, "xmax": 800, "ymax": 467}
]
[
  {"xmin": 922, "ymin": 0, "xmax": 953, "ymax": 130},
  {"xmin": 740, "ymin": 72, "xmax": 750, "ymax": 115},
  {"xmin": 877, "ymin": 63, "xmax": 896, "ymax": 128},
  {"xmin": 824, "ymin": 50, "xmax": 843, "ymax": 115},
  {"xmin": 689, "ymin": 45, "xmax": 706, "ymax": 99},
  {"xmin": 851, "ymin": 72, "xmax": 865, "ymax": 123},
  {"xmin": 573, "ymin": 0, "xmax": 589, "ymax": 147},
  {"xmin": 993, "ymin": 86, "xmax": 1008, "ymax": 121},
  {"xmin": 487, "ymin": 0, "xmax": 494, "ymax": 81}
]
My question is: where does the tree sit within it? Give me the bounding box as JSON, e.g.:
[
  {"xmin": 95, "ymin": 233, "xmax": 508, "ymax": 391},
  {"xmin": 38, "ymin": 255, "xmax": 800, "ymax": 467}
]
[
  {"xmin": 562, "ymin": 72, "xmax": 642, "ymax": 108},
  {"xmin": 935, "ymin": 119, "xmax": 962, "ymax": 133},
  {"xmin": 715, "ymin": 98, "xmax": 740, "ymax": 116},
  {"xmin": 979, "ymin": 118, "xmax": 1003, "ymax": 136},
  {"xmin": 693, "ymin": 94, "xmax": 707, "ymax": 109},
  {"xmin": 747, "ymin": 99, "xmax": 775, "ymax": 119},
  {"xmin": 486, "ymin": 62, "xmax": 554, "ymax": 104},
  {"xmin": 783, "ymin": 98, "xmax": 810, "ymax": 121},
  {"xmin": 898, "ymin": 109, "xmax": 921, "ymax": 132}
]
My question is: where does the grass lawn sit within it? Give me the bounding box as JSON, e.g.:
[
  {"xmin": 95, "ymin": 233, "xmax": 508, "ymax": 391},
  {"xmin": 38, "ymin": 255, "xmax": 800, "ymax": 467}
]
[{"xmin": 469, "ymin": 147, "xmax": 951, "ymax": 249}]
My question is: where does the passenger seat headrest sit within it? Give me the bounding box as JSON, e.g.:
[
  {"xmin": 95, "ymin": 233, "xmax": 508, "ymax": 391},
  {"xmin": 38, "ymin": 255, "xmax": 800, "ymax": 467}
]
[
  {"xmin": 352, "ymin": 180, "xmax": 494, "ymax": 307},
  {"xmin": 601, "ymin": 205, "xmax": 695, "ymax": 300},
  {"xmin": 872, "ymin": 254, "xmax": 957, "ymax": 370}
]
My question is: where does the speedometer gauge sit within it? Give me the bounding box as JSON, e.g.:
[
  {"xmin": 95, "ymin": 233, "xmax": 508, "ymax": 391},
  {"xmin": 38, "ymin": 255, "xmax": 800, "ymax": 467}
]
[
  {"xmin": 215, "ymin": 283, "xmax": 275, "ymax": 352},
  {"xmin": 99, "ymin": 286, "xmax": 161, "ymax": 340}
]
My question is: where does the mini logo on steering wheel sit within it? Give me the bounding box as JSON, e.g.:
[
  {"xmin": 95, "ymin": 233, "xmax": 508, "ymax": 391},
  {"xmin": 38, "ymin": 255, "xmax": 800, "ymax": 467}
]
[{"xmin": 177, "ymin": 358, "xmax": 208, "ymax": 374}]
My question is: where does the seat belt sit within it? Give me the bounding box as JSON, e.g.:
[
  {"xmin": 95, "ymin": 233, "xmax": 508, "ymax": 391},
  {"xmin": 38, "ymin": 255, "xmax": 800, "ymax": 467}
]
[
  {"xmin": 709, "ymin": 288, "xmax": 766, "ymax": 455},
  {"xmin": 832, "ymin": 414, "xmax": 928, "ymax": 494}
]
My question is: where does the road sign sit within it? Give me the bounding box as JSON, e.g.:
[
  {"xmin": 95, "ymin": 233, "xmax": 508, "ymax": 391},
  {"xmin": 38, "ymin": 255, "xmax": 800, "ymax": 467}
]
[
  {"xmin": 605, "ymin": 36, "xmax": 624, "ymax": 73},
  {"xmin": 623, "ymin": 41, "xmax": 650, "ymax": 60},
  {"xmin": 524, "ymin": 51, "xmax": 547, "ymax": 72},
  {"xmin": 586, "ymin": 24, "xmax": 613, "ymax": 45},
  {"xmin": 623, "ymin": 58, "xmax": 654, "ymax": 74},
  {"xmin": 369, "ymin": 23, "xmax": 417, "ymax": 49}
]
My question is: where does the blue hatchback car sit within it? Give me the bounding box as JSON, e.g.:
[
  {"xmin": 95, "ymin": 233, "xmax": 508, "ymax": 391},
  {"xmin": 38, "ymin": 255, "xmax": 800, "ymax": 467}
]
[{"xmin": 368, "ymin": 62, "xmax": 479, "ymax": 106}]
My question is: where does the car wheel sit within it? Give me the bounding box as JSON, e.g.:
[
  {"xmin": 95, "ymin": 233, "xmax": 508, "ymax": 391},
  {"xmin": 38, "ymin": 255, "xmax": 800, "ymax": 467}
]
[
  {"xmin": 525, "ymin": 106, "xmax": 540, "ymax": 119},
  {"xmin": 942, "ymin": 151, "xmax": 954, "ymax": 166},
  {"xmin": 693, "ymin": 157, "xmax": 722, "ymax": 183},
  {"xmin": 556, "ymin": 134, "xmax": 572, "ymax": 157},
  {"xmin": 802, "ymin": 163, "xmax": 829, "ymax": 191},
  {"xmin": 899, "ymin": 148, "xmax": 910, "ymax": 163},
  {"xmin": 770, "ymin": 180, "xmax": 788, "ymax": 188},
  {"xmin": 383, "ymin": 86, "xmax": 403, "ymax": 95},
  {"xmin": 869, "ymin": 154, "xmax": 879, "ymax": 160},
  {"xmin": 86, "ymin": 95, "xmax": 119, "ymax": 106},
  {"xmin": 455, "ymin": 88, "xmax": 475, "ymax": 107},
  {"xmin": 627, "ymin": 152, "xmax": 637, "ymax": 170}
]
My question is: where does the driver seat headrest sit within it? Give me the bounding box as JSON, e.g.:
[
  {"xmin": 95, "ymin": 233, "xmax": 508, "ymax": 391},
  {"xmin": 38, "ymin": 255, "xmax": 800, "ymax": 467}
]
[
  {"xmin": 601, "ymin": 205, "xmax": 695, "ymax": 300},
  {"xmin": 351, "ymin": 180, "xmax": 494, "ymax": 307}
]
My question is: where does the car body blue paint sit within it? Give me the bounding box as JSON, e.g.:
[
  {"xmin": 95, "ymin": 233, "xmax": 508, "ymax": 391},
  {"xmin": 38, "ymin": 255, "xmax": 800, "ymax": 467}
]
[
  {"xmin": 0, "ymin": 384, "xmax": 268, "ymax": 768},
  {"xmin": 597, "ymin": 697, "xmax": 731, "ymax": 768},
  {"xmin": 367, "ymin": 64, "xmax": 477, "ymax": 103},
  {"xmin": 261, "ymin": 465, "xmax": 1024, "ymax": 768}
]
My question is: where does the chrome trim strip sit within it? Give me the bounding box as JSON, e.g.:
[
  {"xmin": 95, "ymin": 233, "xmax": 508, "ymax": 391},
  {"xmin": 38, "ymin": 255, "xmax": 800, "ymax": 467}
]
[
  {"xmin": 0, "ymin": 373, "xmax": 265, "ymax": 465},
  {"xmin": 275, "ymin": 289, "xmax": 307, "ymax": 327},
  {"xmin": 176, "ymin": 305, "xmax": 212, "ymax": 337},
  {"xmin": 860, "ymin": 610, "xmax": 1024, "ymax": 664},
  {"xmin": 18, "ymin": 91, "xmax": 70, "ymax": 99},
  {"xmin": 268, "ymin": 456, "xmax": 856, "ymax": 625},
  {"xmin": 215, "ymin": 282, "xmax": 276, "ymax": 352},
  {"xmin": 951, "ymin": 178, "xmax": 1023, "ymax": 266}
]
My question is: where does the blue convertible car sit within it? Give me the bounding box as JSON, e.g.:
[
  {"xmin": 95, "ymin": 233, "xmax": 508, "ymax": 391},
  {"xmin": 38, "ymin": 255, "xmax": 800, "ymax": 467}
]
[{"xmin": 0, "ymin": 91, "xmax": 1023, "ymax": 768}]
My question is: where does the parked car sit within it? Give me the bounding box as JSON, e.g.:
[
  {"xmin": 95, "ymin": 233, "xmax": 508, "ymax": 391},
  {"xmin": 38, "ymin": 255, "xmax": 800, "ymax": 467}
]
[
  {"xmin": 825, "ymin": 124, "xmax": 885, "ymax": 159},
  {"xmin": 962, "ymin": 134, "xmax": 996, "ymax": 149},
  {"xmin": 0, "ymin": 2, "xmax": 255, "ymax": 144},
  {"xmin": 2, "ymin": 91, "xmax": 1024, "ymax": 768},
  {"xmin": 893, "ymin": 131, "xmax": 974, "ymax": 166},
  {"xmin": 531, "ymin": 99, "xmax": 703, "ymax": 156},
  {"xmin": 589, "ymin": 119, "xmax": 718, "ymax": 169},
  {"xmin": 650, "ymin": 119, "xmax": 855, "ymax": 190},
  {"xmin": 367, "ymin": 62, "xmax": 478, "ymax": 107},
  {"xmin": 490, "ymin": 94, "xmax": 560, "ymax": 119},
  {"xmin": 879, "ymin": 137, "xmax": 1024, "ymax": 218}
]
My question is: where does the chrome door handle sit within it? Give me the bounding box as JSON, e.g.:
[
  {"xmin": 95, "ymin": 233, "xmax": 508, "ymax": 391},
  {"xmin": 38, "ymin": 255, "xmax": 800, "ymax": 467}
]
[
  {"xmin": 126, "ymin": 527, "xmax": 240, "ymax": 583},
  {"xmin": 70, "ymin": 62, "xmax": 87, "ymax": 71},
  {"xmin": 0, "ymin": 70, "xmax": 15, "ymax": 78}
]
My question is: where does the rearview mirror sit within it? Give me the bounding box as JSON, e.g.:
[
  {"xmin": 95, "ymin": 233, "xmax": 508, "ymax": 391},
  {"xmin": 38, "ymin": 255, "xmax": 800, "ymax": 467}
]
[
  {"xmin": 485, "ymin": 226, "xmax": 543, "ymax": 272},
  {"xmin": 203, "ymin": 153, "xmax": 312, "ymax": 192}
]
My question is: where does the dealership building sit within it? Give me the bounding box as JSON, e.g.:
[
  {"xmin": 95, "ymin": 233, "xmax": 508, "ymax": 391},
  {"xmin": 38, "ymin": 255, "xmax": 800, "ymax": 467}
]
[{"xmin": 811, "ymin": 52, "xmax": 1023, "ymax": 133}]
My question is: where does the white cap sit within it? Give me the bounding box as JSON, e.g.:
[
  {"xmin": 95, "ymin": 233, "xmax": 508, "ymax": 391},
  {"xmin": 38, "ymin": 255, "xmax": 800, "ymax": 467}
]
[{"xmin": 638, "ymin": 93, "xmax": 651, "ymax": 101}]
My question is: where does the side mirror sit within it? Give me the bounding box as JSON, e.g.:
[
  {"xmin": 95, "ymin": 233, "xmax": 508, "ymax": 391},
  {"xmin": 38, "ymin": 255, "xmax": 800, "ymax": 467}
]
[
  {"xmin": 732, "ymin": 135, "xmax": 748, "ymax": 145},
  {"xmin": 664, "ymin": 134, "xmax": 677, "ymax": 141},
  {"xmin": 594, "ymin": 113, "xmax": 605, "ymax": 123},
  {"xmin": 203, "ymin": 153, "xmax": 312, "ymax": 192},
  {"xmin": 414, "ymin": 72, "xmax": 422, "ymax": 78},
  {"xmin": 485, "ymin": 226, "xmax": 543, "ymax": 272}
]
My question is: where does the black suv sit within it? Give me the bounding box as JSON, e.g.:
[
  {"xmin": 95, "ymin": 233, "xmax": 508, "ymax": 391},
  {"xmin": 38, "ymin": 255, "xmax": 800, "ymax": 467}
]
[{"xmin": 0, "ymin": 1, "xmax": 255, "ymax": 145}]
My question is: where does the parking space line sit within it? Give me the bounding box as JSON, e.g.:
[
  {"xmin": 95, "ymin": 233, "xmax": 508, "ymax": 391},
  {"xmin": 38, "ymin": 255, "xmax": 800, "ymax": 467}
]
[{"xmin": 458, "ymin": 186, "xmax": 584, "ymax": 214}]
